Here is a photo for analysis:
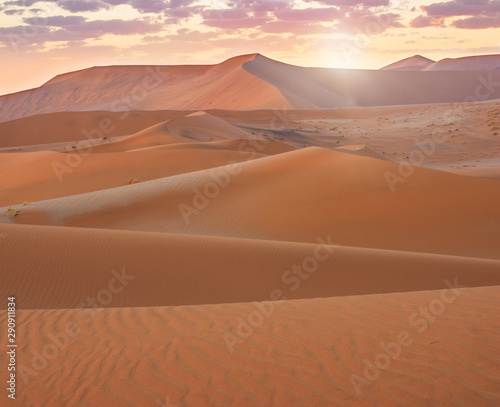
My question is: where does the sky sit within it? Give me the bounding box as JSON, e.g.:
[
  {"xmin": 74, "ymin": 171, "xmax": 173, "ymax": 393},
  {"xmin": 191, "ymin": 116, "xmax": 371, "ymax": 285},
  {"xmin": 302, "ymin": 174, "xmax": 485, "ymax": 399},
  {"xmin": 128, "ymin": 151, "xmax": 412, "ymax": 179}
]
[{"xmin": 0, "ymin": 0, "xmax": 499, "ymax": 95}]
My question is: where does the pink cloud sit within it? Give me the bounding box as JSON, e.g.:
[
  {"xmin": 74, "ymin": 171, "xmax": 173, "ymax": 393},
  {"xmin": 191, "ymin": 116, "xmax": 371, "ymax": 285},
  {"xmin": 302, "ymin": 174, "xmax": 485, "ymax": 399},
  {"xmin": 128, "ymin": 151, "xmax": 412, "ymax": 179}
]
[
  {"xmin": 304, "ymin": 0, "xmax": 390, "ymax": 6},
  {"xmin": 274, "ymin": 8, "xmax": 343, "ymax": 22},
  {"xmin": 416, "ymin": 0, "xmax": 500, "ymax": 29},
  {"xmin": 453, "ymin": 16, "xmax": 500, "ymax": 29},
  {"xmin": 409, "ymin": 15, "xmax": 445, "ymax": 28}
]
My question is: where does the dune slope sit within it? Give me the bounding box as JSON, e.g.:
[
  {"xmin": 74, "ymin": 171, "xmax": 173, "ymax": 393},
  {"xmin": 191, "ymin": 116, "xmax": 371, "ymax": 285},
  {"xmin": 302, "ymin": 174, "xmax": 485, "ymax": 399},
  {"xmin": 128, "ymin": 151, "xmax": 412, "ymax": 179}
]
[
  {"xmin": 2, "ymin": 223, "xmax": 500, "ymax": 310},
  {"xmin": 4, "ymin": 147, "xmax": 500, "ymax": 259}
]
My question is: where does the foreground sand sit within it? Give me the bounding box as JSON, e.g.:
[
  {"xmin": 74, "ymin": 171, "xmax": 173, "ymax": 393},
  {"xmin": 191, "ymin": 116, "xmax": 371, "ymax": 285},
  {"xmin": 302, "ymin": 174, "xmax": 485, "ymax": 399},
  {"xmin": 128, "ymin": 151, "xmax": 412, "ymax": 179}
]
[{"xmin": 0, "ymin": 286, "xmax": 498, "ymax": 406}]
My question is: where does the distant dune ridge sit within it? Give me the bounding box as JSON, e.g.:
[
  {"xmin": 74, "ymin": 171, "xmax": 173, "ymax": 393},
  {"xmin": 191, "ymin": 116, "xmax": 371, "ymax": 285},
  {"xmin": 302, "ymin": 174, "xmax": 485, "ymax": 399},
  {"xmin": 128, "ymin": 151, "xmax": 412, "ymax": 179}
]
[
  {"xmin": 1, "ymin": 52, "xmax": 500, "ymax": 406},
  {"xmin": 380, "ymin": 55, "xmax": 435, "ymax": 71},
  {"xmin": 382, "ymin": 53, "xmax": 500, "ymax": 71},
  {"xmin": 2, "ymin": 53, "xmax": 500, "ymax": 123}
]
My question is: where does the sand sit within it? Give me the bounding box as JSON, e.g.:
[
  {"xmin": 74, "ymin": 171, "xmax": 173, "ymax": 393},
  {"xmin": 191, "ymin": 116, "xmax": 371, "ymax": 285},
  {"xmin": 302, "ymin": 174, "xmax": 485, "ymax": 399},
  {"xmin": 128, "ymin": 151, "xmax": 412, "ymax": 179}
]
[
  {"xmin": 0, "ymin": 287, "xmax": 498, "ymax": 406},
  {"xmin": 1, "ymin": 54, "xmax": 500, "ymax": 406}
]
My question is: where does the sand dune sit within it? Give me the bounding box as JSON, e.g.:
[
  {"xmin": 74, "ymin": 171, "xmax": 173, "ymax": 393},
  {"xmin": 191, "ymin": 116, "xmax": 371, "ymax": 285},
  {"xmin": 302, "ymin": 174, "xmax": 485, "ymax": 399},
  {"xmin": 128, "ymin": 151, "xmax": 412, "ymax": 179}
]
[
  {"xmin": 0, "ymin": 145, "xmax": 275, "ymax": 206},
  {"xmin": 86, "ymin": 112, "xmax": 258, "ymax": 153},
  {"xmin": 441, "ymin": 166, "xmax": 500, "ymax": 181},
  {"xmin": 380, "ymin": 55, "xmax": 435, "ymax": 71},
  {"xmin": 0, "ymin": 110, "xmax": 191, "ymax": 148},
  {"xmin": 382, "ymin": 54, "xmax": 500, "ymax": 71},
  {"xmin": 426, "ymin": 54, "xmax": 500, "ymax": 71},
  {"xmin": 0, "ymin": 54, "xmax": 291, "ymax": 123},
  {"xmin": 244, "ymin": 54, "xmax": 500, "ymax": 108},
  {"xmin": 3, "ymin": 53, "xmax": 500, "ymax": 124},
  {"xmin": 2, "ymin": 222, "xmax": 500, "ymax": 310},
  {"xmin": 4, "ymin": 146, "xmax": 500, "ymax": 259},
  {"xmin": 1, "ymin": 286, "xmax": 498, "ymax": 406}
]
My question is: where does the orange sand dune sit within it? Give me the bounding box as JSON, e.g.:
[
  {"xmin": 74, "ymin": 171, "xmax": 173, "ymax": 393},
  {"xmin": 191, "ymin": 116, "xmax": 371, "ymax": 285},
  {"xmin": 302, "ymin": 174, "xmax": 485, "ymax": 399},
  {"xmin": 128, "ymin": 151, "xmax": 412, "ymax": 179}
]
[
  {"xmin": 2, "ymin": 100, "xmax": 499, "ymax": 178},
  {"xmin": 0, "ymin": 54, "xmax": 291, "ymax": 123},
  {"xmin": 1, "ymin": 286, "xmax": 498, "ymax": 406},
  {"xmin": 132, "ymin": 139, "xmax": 295, "ymax": 155},
  {"xmin": 0, "ymin": 110, "xmax": 190, "ymax": 148},
  {"xmin": 87, "ymin": 112, "xmax": 258, "ymax": 153},
  {"xmin": 382, "ymin": 54, "xmax": 500, "ymax": 71},
  {"xmin": 380, "ymin": 54, "xmax": 435, "ymax": 71},
  {"xmin": 2, "ymin": 223, "xmax": 500, "ymax": 310},
  {"xmin": 3, "ymin": 53, "xmax": 500, "ymax": 124},
  {"xmin": 0, "ymin": 143, "xmax": 281, "ymax": 206},
  {"xmin": 4, "ymin": 147, "xmax": 500, "ymax": 259}
]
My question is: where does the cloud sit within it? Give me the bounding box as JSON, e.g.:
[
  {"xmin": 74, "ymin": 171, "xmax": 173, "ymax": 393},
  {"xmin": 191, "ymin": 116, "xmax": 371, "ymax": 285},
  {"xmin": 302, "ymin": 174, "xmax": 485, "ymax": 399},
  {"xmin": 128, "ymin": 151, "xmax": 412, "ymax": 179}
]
[
  {"xmin": 3, "ymin": 0, "xmax": 39, "ymax": 6},
  {"xmin": 226, "ymin": 0, "xmax": 291, "ymax": 14},
  {"xmin": 409, "ymin": 15, "xmax": 444, "ymax": 28},
  {"xmin": 453, "ymin": 16, "xmax": 500, "ymax": 29},
  {"xmin": 58, "ymin": 0, "xmax": 106, "ymax": 12},
  {"xmin": 334, "ymin": 9, "xmax": 403, "ymax": 34},
  {"xmin": 415, "ymin": 0, "xmax": 500, "ymax": 29},
  {"xmin": 4, "ymin": 0, "xmax": 108, "ymax": 12},
  {"xmin": 3, "ymin": 0, "xmax": 197, "ymax": 14},
  {"xmin": 201, "ymin": 8, "xmax": 270, "ymax": 29},
  {"xmin": 423, "ymin": 0, "xmax": 494, "ymax": 17},
  {"xmin": 261, "ymin": 20, "xmax": 334, "ymax": 35},
  {"xmin": 23, "ymin": 15, "xmax": 87, "ymax": 27},
  {"xmin": 127, "ymin": 0, "xmax": 196, "ymax": 13},
  {"xmin": 304, "ymin": 0, "xmax": 390, "ymax": 7},
  {"xmin": 0, "ymin": 18, "xmax": 163, "ymax": 49},
  {"xmin": 4, "ymin": 8, "xmax": 25, "ymax": 15},
  {"xmin": 274, "ymin": 7, "xmax": 343, "ymax": 21}
]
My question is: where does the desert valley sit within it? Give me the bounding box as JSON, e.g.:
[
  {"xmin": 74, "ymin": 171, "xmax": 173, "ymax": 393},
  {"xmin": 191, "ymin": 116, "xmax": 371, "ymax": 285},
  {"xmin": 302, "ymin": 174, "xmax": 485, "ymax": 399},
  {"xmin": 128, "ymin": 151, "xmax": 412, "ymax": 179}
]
[{"xmin": 1, "ymin": 52, "xmax": 500, "ymax": 406}]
